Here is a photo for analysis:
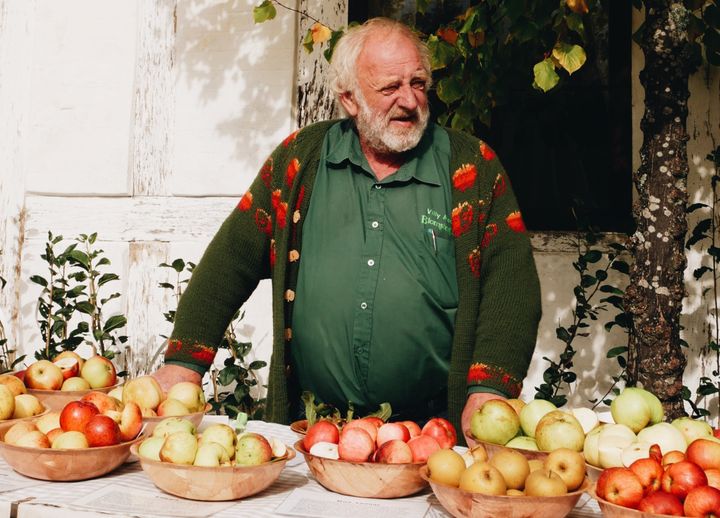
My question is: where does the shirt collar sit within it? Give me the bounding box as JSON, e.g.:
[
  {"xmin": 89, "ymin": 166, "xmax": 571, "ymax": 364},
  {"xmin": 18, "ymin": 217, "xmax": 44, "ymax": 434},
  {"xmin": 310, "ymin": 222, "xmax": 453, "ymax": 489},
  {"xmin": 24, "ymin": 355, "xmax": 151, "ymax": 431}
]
[{"xmin": 326, "ymin": 119, "xmax": 441, "ymax": 186}]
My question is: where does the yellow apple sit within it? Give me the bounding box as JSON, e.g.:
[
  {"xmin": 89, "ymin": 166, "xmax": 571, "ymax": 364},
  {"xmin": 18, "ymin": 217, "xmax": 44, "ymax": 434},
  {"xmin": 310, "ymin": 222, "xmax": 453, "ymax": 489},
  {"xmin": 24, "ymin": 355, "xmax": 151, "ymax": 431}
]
[
  {"xmin": 0, "ymin": 384, "xmax": 14, "ymax": 419},
  {"xmin": 160, "ymin": 431, "xmax": 198, "ymax": 465},
  {"xmin": 166, "ymin": 382, "xmax": 205, "ymax": 413},
  {"xmin": 427, "ymin": 448, "xmax": 466, "ymax": 487},
  {"xmin": 458, "ymin": 462, "xmax": 507, "ymax": 495},
  {"xmin": 544, "ymin": 447, "xmax": 586, "ymax": 491},
  {"xmin": 524, "ymin": 468, "xmax": 568, "ymax": 496},
  {"xmin": 12, "ymin": 394, "xmax": 44, "ymax": 418},
  {"xmin": 489, "ymin": 449, "xmax": 530, "ymax": 490}
]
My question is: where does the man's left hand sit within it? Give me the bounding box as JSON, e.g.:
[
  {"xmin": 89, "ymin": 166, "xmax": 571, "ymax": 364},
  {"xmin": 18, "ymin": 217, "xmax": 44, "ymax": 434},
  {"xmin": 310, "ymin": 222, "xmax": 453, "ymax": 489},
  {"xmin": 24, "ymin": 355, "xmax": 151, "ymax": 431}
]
[{"xmin": 461, "ymin": 392, "xmax": 505, "ymax": 447}]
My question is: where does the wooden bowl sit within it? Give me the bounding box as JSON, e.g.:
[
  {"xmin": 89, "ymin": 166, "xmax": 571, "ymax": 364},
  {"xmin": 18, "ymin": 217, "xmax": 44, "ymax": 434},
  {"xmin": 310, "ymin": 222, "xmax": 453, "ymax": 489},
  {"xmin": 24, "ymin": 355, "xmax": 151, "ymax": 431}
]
[
  {"xmin": 141, "ymin": 403, "xmax": 211, "ymax": 435},
  {"xmin": 27, "ymin": 383, "xmax": 121, "ymax": 411},
  {"xmin": 131, "ymin": 443, "xmax": 295, "ymax": 501},
  {"xmin": 421, "ymin": 466, "xmax": 591, "ymax": 518},
  {"xmin": 590, "ymin": 487, "xmax": 670, "ymax": 517},
  {"xmin": 475, "ymin": 439, "xmax": 549, "ymax": 462},
  {"xmin": 585, "ymin": 462, "xmax": 602, "ymax": 482},
  {"xmin": 0, "ymin": 427, "xmax": 143, "ymax": 481},
  {"xmin": 0, "ymin": 407, "xmax": 50, "ymax": 435},
  {"xmin": 294, "ymin": 439, "xmax": 428, "ymax": 498},
  {"xmin": 290, "ymin": 419, "xmax": 308, "ymax": 436}
]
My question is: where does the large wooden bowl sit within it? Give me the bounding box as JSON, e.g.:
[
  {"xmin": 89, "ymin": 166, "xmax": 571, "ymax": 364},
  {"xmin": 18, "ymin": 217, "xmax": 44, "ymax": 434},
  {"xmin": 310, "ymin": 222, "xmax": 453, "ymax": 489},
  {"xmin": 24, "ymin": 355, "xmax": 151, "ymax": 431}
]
[
  {"xmin": 131, "ymin": 443, "xmax": 295, "ymax": 501},
  {"xmin": 590, "ymin": 487, "xmax": 671, "ymax": 517},
  {"xmin": 27, "ymin": 383, "xmax": 121, "ymax": 411},
  {"xmin": 0, "ymin": 428, "xmax": 142, "ymax": 481},
  {"xmin": 585, "ymin": 462, "xmax": 602, "ymax": 482},
  {"xmin": 290, "ymin": 419, "xmax": 308, "ymax": 436},
  {"xmin": 141, "ymin": 403, "xmax": 211, "ymax": 435},
  {"xmin": 421, "ymin": 466, "xmax": 590, "ymax": 518},
  {"xmin": 0, "ymin": 407, "xmax": 49, "ymax": 435},
  {"xmin": 294, "ymin": 439, "xmax": 428, "ymax": 498}
]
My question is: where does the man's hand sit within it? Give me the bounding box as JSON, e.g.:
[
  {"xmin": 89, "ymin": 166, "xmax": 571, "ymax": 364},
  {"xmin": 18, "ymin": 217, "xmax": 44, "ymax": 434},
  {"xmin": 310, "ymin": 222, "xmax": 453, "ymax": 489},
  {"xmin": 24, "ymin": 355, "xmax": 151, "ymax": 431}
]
[
  {"xmin": 152, "ymin": 364, "xmax": 202, "ymax": 393},
  {"xmin": 461, "ymin": 392, "xmax": 505, "ymax": 447}
]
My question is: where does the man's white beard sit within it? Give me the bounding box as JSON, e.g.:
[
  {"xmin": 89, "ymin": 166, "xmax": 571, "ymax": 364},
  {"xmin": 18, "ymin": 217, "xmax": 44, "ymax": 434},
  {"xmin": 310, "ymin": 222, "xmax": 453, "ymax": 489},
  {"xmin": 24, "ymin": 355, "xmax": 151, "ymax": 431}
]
[{"xmin": 354, "ymin": 92, "xmax": 430, "ymax": 155}]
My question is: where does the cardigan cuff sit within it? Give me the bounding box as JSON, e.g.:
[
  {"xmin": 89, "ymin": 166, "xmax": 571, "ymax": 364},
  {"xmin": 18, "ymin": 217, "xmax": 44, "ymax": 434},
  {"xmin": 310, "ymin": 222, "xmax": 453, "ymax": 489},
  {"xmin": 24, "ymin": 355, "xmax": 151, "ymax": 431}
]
[
  {"xmin": 164, "ymin": 338, "xmax": 216, "ymax": 374},
  {"xmin": 466, "ymin": 362, "xmax": 522, "ymax": 398}
]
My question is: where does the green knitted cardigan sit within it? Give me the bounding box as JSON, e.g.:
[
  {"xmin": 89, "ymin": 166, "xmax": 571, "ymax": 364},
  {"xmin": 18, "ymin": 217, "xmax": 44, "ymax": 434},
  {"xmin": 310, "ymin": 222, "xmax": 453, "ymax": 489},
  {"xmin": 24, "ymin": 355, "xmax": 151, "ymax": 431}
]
[{"xmin": 165, "ymin": 120, "xmax": 541, "ymax": 438}]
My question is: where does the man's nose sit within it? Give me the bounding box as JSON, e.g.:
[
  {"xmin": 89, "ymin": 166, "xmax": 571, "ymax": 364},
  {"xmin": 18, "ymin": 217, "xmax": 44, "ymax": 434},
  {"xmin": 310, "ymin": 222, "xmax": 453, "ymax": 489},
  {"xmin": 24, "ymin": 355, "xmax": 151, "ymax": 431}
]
[{"xmin": 396, "ymin": 84, "xmax": 419, "ymax": 110}]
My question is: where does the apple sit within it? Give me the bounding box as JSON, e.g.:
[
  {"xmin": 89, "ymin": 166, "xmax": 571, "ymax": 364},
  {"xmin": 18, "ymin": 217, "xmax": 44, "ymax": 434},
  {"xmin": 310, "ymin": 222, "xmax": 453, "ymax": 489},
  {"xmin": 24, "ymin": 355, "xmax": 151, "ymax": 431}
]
[
  {"xmin": 597, "ymin": 423, "xmax": 638, "ymax": 468},
  {"xmin": 160, "ymin": 431, "xmax": 198, "ymax": 465},
  {"xmin": 374, "ymin": 439, "xmax": 413, "ymax": 463},
  {"xmin": 157, "ymin": 398, "xmax": 191, "ymax": 417},
  {"xmin": 342, "ymin": 419, "xmax": 378, "ymax": 444},
  {"xmin": 14, "ymin": 430, "xmax": 50, "ymax": 448},
  {"xmin": 400, "ymin": 420, "xmax": 422, "ymax": 439},
  {"xmin": 663, "ymin": 450, "xmax": 687, "ymax": 467},
  {"xmin": 61, "ymin": 377, "xmax": 91, "ymax": 391},
  {"xmin": 12, "ymin": 393, "xmax": 44, "ymax": 419},
  {"xmin": 407, "ymin": 434, "xmax": 440, "ymax": 463},
  {"xmin": 462, "ymin": 443, "xmax": 489, "ymax": 467},
  {"xmin": 427, "ymin": 448, "xmax": 466, "ymax": 486},
  {"xmin": 534, "ymin": 410, "xmax": 585, "ymax": 452},
  {"xmin": 80, "ymin": 356, "xmax": 116, "ymax": 389},
  {"xmin": 0, "ymin": 384, "xmax": 14, "ymax": 419},
  {"xmin": 583, "ymin": 424, "xmax": 606, "ymax": 467},
  {"xmin": 118, "ymin": 402, "xmax": 143, "ymax": 442},
  {"xmin": 35, "ymin": 411, "xmax": 61, "ymax": 435},
  {"xmin": 459, "ymin": 462, "xmax": 507, "ymax": 495},
  {"xmin": 706, "ymin": 468, "xmax": 720, "ymax": 489},
  {"xmin": 524, "ymin": 468, "xmax": 568, "ymax": 496},
  {"xmin": 528, "ymin": 458, "xmax": 544, "ymax": 473},
  {"xmin": 309, "ymin": 441, "xmax": 339, "ymax": 460},
  {"xmin": 84, "ymin": 414, "xmax": 121, "ymax": 447},
  {"xmin": 505, "ymin": 398, "xmax": 526, "ymax": 415},
  {"xmin": 81, "ymin": 391, "xmax": 122, "ymax": 414},
  {"xmin": 269, "ymin": 437, "xmax": 287, "ymax": 458},
  {"xmin": 570, "ymin": 407, "xmax": 600, "ymax": 434},
  {"xmin": 0, "ymin": 374, "xmax": 26, "ymax": 396},
  {"xmin": 687, "ymin": 437, "xmax": 720, "ymax": 470},
  {"xmin": 637, "ymin": 422, "xmax": 688, "ymax": 454},
  {"xmin": 661, "ymin": 460, "xmax": 709, "ymax": 500},
  {"xmin": 637, "ymin": 491, "xmax": 684, "ymax": 516},
  {"xmin": 59, "ymin": 400, "xmax": 100, "ymax": 432},
  {"xmin": 198, "ymin": 423, "xmax": 236, "ymax": 459},
  {"xmin": 489, "ymin": 448, "xmax": 530, "ymax": 490},
  {"xmin": 235, "ymin": 432, "xmax": 273, "ymax": 466},
  {"xmin": 123, "ymin": 375, "xmax": 165, "ymax": 411},
  {"xmin": 470, "ymin": 399, "xmax": 520, "ymax": 445},
  {"xmin": 24, "ymin": 360, "xmax": 64, "ymax": 390},
  {"xmin": 421, "ymin": 417, "xmax": 457, "ymax": 449},
  {"xmin": 611, "ymin": 389, "xmax": 653, "ymax": 433},
  {"xmin": 596, "ymin": 467, "xmax": 644, "ymax": 508},
  {"xmin": 166, "ymin": 381, "xmax": 205, "ymax": 413},
  {"xmin": 152, "ymin": 417, "xmax": 196, "ymax": 438},
  {"xmin": 672, "ymin": 417, "xmax": 714, "ymax": 445},
  {"xmin": 46, "ymin": 427, "xmax": 63, "ymax": 444},
  {"xmin": 338, "ymin": 427, "xmax": 375, "ymax": 462},
  {"xmin": 138, "ymin": 436, "xmax": 165, "ymax": 461},
  {"xmin": 193, "ymin": 442, "xmax": 228, "ymax": 467},
  {"xmin": 518, "ymin": 399, "xmax": 557, "ymax": 437},
  {"xmin": 376, "ymin": 422, "xmax": 410, "ymax": 447},
  {"xmin": 303, "ymin": 420, "xmax": 339, "ymax": 451},
  {"xmin": 53, "ymin": 357, "xmax": 79, "ymax": 380},
  {"xmin": 544, "ymin": 447, "xmax": 586, "ymax": 491},
  {"xmin": 684, "ymin": 485, "xmax": 720, "ymax": 517},
  {"xmin": 53, "ymin": 351, "xmax": 85, "ymax": 371},
  {"xmin": 4, "ymin": 421, "xmax": 37, "ymax": 445},
  {"xmin": 108, "ymin": 385, "xmax": 124, "ymax": 402},
  {"xmin": 141, "ymin": 407, "xmax": 157, "ymax": 417},
  {"xmin": 505, "ymin": 436, "xmax": 539, "ymax": 451},
  {"xmin": 621, "ymin": 441, "xmax": 651, "ymax": 467},
  {"xmin": 52, "ymin": 430, "xmax": 90, "ymax": 449},
  {"xmin": 361, "ymin": 416, "xmax": 384, "ymax": 429},
  {"xmin": 629, "ymin": 457, "xmax": 664, "ymax": 494}
]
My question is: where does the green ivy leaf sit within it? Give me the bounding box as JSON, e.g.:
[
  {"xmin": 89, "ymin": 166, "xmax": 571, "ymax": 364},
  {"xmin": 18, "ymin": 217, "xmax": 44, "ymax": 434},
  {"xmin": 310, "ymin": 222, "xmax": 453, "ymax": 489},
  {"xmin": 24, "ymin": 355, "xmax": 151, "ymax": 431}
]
[
  {"xmin": 436, "ymin": 76, "xmax": 464, "ymax": 104},
  {"xmin": 566, "ymin": 13, "xmax": 585, "ymax": 38},
  {"xmin": 533, "ymin": 58, "xmax": 559, "ymax": 92},
  {"xmin": 606, "ymin": 346, "xmax": 628, "ymax": 358},
  {"xmin": 552, "ymin": 43, "xmax": 587, "ymax": 74},
  {"xmin": 171, "ymin": 258, "xmax": 185, "ymax": 272},
  {"xmin": 253, "ymin": 1, "xmax": 277, "ymax": 24},
  {"xmin": 584, "ymin": 250, "xmax": 602, "ymax": 263},
  {"xmin": 103, "ymin": 314, "xmax": 127, "ymax": 333},
  {"xmin": 302, "ymin": 29, "xmax": 314, "ymax": 53},
  {"xmin": 427, "ymin": 35, "xmax": 457, "ymax": 71}
]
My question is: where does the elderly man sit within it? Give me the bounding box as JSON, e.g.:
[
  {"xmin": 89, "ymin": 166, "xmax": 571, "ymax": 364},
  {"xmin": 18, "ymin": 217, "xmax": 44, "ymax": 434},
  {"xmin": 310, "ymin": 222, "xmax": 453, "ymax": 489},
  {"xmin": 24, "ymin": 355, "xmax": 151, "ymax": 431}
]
[{"xmin": 153, "ymin": 17, "xmax": 541, "ymax": 444}]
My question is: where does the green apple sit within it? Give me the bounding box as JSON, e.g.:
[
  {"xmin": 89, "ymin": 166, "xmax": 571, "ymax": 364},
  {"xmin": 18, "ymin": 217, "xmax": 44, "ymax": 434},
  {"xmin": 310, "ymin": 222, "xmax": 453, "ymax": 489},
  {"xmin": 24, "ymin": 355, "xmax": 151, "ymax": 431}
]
[
  {"xmin": 167, "ymin": 382, "xmax": 205, "ymax": 413},
  {"xmin": 610, "ymin": 387, "xmax": 663, "ymax": 433},
  {"xmin": 193, "ymin": 442, "xmax": 228, "ymax": 467},
  {"xmin": 470, "ymin": 399, "xmax": 520, "ymax": 445},
  {"xmin": 625, "ymin": 387, "xmax": 664, "ymax": 424},
  {"xmin": 636, "ymin": 422, "xmax": 688, "ymax": 454},
  {"xmin": 505, "ymin": 435, "xmax": 539, "ymax": 451},
  {"xmin": 235, "ymin": 432, "xmax": 273, "ymax": 466},
  {"xmin": 160, "ymin": 431, "xmax": 198, "ymax": 465},
  {"xmin": 519, "ymin": 399, "xmax": 557, "ymax": 438},
  {"xmin": 671, "ymin": 417, "xmax": 713, "ymax": 445},
  {"xmin": 157, "ymin": 398, "xmax": 191, "ymax": 417},
  {"xmin": 138, "ymin": 436, "xmax": 165, "ymax": 461},
  {"xmin": 152, "ymin": 417, "xmax": 196, "ymax": 439},
  {"xmin": 198, "ymin": 424, "xmax": 236, "ymax": 460},
  {"xmin": 534, "ymin": 410, "xmax": 585, "ymax": 452}
]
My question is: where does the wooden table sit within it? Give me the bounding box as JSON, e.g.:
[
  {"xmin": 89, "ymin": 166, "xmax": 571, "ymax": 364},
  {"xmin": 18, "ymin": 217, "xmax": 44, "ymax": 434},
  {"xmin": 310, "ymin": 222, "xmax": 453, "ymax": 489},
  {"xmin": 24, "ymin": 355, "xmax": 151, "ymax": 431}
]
[{"xmin": 0, "ymin": 421, "xmax": 603, "ymax": 518}]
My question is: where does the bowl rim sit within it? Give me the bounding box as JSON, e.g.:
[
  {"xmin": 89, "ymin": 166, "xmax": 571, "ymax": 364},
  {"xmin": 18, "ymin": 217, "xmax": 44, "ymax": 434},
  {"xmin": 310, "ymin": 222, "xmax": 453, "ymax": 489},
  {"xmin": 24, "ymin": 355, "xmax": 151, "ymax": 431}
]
[
  {"xmin": 588, "ymin": 486, "xmax": 665, "ymax": 516},
  {"xmin": 294, "ymin": 438, "xmax": 426, "ymax": 466},
  {"xmin": 141, "ymin": 402, "xmax": 212, "ymax": 421},
  {"xmin": 0, "ymin": 432, "xmax": 145, "ymax": 455},
  {"xmin": 0, "ymin": 406, "xmax": 50, "ymax": 425},
  {"xmin": 130, "ymin": 442, "xmax": 296, "ymax": 471},
  {"xmin": 25, "ymin": 381, "xmax": 123, "ymax": 395}
]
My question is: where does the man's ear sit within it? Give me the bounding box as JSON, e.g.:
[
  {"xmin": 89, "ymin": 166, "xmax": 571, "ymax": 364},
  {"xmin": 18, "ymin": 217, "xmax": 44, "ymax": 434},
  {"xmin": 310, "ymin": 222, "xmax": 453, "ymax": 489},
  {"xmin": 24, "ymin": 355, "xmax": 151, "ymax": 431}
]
[{"xmin": 339, "ymin": 91, "xmax": 359, "ymax": 117}]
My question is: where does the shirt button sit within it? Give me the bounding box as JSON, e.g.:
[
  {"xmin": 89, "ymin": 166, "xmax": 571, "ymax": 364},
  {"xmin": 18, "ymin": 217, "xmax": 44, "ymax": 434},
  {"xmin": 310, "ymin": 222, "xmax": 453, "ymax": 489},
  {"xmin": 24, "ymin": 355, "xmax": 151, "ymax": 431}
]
[
  {"xmin": 371, "ymin": 221, "xmax": 379, "ymax": 229},
  {"xmin": 360, "ymin": 302, "xmax": 368, "ymax": 309},
  {"xmin": 367, "ymin": 259, "xmax": 375, "ymax": 266},
  {"xmin": 374, "ymin": 185, "xmax": 382, "ymax": 190}
]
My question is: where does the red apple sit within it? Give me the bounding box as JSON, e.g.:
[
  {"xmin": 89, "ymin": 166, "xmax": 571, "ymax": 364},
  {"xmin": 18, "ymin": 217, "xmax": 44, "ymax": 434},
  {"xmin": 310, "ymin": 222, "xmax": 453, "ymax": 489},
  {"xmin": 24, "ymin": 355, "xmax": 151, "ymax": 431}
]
[
  {"xmin": 59, "ymin": 400, "xmax": 100, "ymax": 432},
  {"xmin": 361, "ymin": 416, "xmax": 384, "ymax": 429},
  {"xmin": 649, "ymin": 443, "xmax": 663, "ymax": 464},
  {"xmin": 342, "ymin": 419, "xmax": 378, "ymax": 444},
  {"xmin": 84, "ymin": 414, "xmax": 121, "ymax": 447},
  {"xmin": 714, "ymin": 428, "xmax": 720, "ymax": 439},
  {"xmin": 303, "ymin": 420, "xmax": 339, "ymax": 451},
  {"xmin": 684, "ymin": 485, "xmax": 720, "ymax": 517},
  {"xmin": 421, "ymin": 417, "xmax": 457, "ymax": 449},
  {"xmin": 687, "ymin": 438, "xmax": 720, "ymax": 471},
  {"xmin": 24, "ymin": 360, "xmax": 64, "ymax": 390},
  {"xmin": 706, "ymin": 468, "xmax": 720, "ymax": 489},
  {"xmin": 637, "ymin": 491, "xmax": 684, "ymax": 516},
  {"xmin": 629, "ymin": 457, "xmax": 664, "ymax": 495},
  {"xmin": 52, "ymin": 357, "xmax": 80, "ymax": 380},
  {"xmin": 338, "ymin": 428, "xmax": 375, "ymax": 462},
  {"xmin": 53, "ymin": 351, "xmax": 85, "ymax": 371},
  {"xmin": 407, "ymin": 434, "xmax": 441, "ymax": 463},
  {"xmin": 118, "ymin": 402, "xmax": 143, "ymax": 442},
  {"xmin": 81, "ymin": 391, "xmax": 122, "ymax": 414},
  {"xmin": 661, "ymin": 460, "xmax": 709, "ymax": 500},
  {"xmin": 663, "ymin": 450, "xmax": 687, "ymax": 467},
  {"xmin": 376, "ymin": 422, "xmax": 410, "ymax": 447},
  {"xmin": 596, "ymin": 467, "xmax": 644, "ymax": 509},
  {"xmin": 374, "ymin": 439, "xmax": 413, "ymax": 464},
  {"xmin": 401, "ymin": 420, "xmax": 422, "ymax": 438}
]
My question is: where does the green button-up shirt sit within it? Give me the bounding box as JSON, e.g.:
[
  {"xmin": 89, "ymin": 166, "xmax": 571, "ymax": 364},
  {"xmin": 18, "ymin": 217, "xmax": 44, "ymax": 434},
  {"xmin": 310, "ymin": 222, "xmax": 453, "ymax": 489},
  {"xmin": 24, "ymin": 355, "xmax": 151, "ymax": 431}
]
[{"xmin": 290, "ymin": 120, "xmax": 458, "ymax": 414}]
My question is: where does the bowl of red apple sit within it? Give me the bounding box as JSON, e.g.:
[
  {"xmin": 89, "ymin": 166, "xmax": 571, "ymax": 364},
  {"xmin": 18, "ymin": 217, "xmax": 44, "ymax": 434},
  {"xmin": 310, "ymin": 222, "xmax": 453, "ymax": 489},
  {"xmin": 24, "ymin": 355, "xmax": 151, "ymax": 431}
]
[
  {"xmin": 421, "ymin": 444, "xmax": 591, "ymax": 518},
  {"xmin": 132, "ymin": 418, "xmax": 294, "ymax": 501},
  {"xmin": 0, "ymin": 395, "xmax": 144, "ymax": 481},
  {"xmin": 294, "ymin": 416, "xmax": 457, "ymax": 498}
]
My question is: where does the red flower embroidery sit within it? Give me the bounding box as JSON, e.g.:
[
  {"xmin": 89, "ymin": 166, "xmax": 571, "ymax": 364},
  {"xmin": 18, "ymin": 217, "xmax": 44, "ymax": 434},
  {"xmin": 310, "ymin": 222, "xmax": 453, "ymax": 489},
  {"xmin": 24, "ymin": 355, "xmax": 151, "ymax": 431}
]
[
  {"xmin": 502, "ymin": 374, "xmax": 511, "ymax": 384},
  {"xmin": 255, "ymin": 209, "xmax": 272, "ymax": 235},
  {"xmin": 468, "ymin": 247, "xmax": 482, "ymax": 278},
  {"xmin": 452, "ymin": 164, "xmax": 477, "ymax": 192},
  {"xmin": 270, "ymin": 239, "xmax": 276, "ymax": 269},
  {"xmin": 260, "ymin": 157, "xmax": 273, "ymax": 189},
  {"xmin": 492, "ymin": 173, "xmax": 507, "ymax": 199},
  {"xmin": 282, "ymin": 130, "xmax": 299, "ymax": 147},
  {"xmin": 190, "ymin": 348, "xmax": 215, "ymax": 365},
  {"xmin": 276, "ymin": 201, "xmax": 288, "ymax": 229},
  {"xmin": 479, "ymin": 141, "xmax": 496, "ymax": 161},
  {"xmin": 271, "ymin": 189, "xmax": 281, "ymax": 210},
  {"xmin": 481, "ymin": 223, "xmax": 498, "ymax": 249},
  {"xmin": 467, "ymin": 363, "xmax": 491, "ymax": 383},
  {"xmin": 477, "ymin": 211, "xmax": 486, "ymax": 226},
  {"xmin": 451, "ymin": 202, "xmax": 474, "ymax": 237},
  {"xmin": 295, "ymin": 185, "xmax": 306, "ymax": 210},
  {"xmin": 286, "ymin": 158, "xmax": 300, "ymax": 187},
  {"xmin": 237, "ymin": 191, "xmax": 253, "ymax": 211},
  {"xmin": 166, "ymin": 339, "xmax": 183, "ymax": 354},
  {"xmin": 505, "ymin": 211, "xmax": 526, "ymax": 233}
]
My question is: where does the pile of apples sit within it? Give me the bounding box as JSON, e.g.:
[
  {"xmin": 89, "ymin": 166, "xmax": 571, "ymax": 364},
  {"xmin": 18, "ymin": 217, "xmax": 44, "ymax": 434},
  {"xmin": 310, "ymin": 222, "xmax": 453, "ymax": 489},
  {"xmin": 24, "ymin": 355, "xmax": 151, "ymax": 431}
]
[
  {"xmin": 19, "ymin": 351, "xmax": 117, "ymax": 391},
  {"xmin": 427, "ymin": 443, "xmax": 586, "ymax": 496},
  {"xmin": 137, "ymin": 417, "xmax": 287, "ymax": 467},
  {"xmin": 0, "ymin": 374, "xmax": 45, "ymax": 421},
  {"xmin": 116, "ymin": 375, "xmax": 206, "ymax": 417},
  {"xmin": 303, "ymin": 416, "xmax": 457, "ymax": 463},
  {"xmin": 3, "ymin": 391, "xmax": 142, "ymax": 449},
  {"xmin": 595, "ymin": 437, "xmax": 720, "ymax": 516}
]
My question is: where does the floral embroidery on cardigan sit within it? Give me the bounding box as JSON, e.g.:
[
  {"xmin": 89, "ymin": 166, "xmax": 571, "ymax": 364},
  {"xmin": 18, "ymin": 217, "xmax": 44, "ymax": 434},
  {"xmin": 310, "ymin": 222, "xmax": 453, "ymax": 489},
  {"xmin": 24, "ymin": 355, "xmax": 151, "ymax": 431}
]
[
  {"xmin": 283, "ymin": 130, "xmax": 299, "ymax": 147},
  {"xmin": 286, "ymin": 158, "xmax": 300, "ymax": 186},
  {"xmin": 237, "ymin": 191, "xmax": 253, "ymax": 211},
  {"xmin": 506, "ymin": 211, "xmax": 527, "ymax": 233},
  {"xmin": 481, "ymin": 223, "xmax": 498, "ymax": 249},
  {"xmin": 452, "ymin": 164, "xmax": 477, "ymax": 192},
  {"xmin": 479, "ymin": 141, "xmax": 496, "ymax": 161},
  {"xmin": 255, "ymin": 209, "xmax": 272, "ymax": 235},
  {"xmin": 492, "ymin": 173, "xmax": 507, "ymax": 199},
  {"xmin": 452, "ymin": 202, "xmax": 474, "ymax": 237},
  {"xmin": 467, "ymin": 362, "xmax": 521, "ymax": 397},
  {"xmin": 468, "ymin": 247, "xmax": 482, "ymax": 278},
  {"xmin": 164, "ymin": 339, "xmax": 215, "ymax": 369}
]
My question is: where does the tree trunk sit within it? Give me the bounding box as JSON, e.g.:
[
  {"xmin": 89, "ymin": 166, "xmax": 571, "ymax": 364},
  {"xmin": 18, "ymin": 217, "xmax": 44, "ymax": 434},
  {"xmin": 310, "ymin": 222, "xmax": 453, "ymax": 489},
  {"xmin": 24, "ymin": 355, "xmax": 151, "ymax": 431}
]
[{"xmin": 625, "ymin": 1, "xmax": 696, "ymax": 419}]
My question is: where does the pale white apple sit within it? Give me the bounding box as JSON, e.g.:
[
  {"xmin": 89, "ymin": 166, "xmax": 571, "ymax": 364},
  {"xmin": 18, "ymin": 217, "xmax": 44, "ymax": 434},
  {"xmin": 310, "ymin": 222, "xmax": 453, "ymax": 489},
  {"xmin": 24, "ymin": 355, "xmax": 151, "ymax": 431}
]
[
  {"xmin": 671, "ymin": 417, "xmax": 713, "ymax": 445},
  {"xmin": 535, "ymin": 411, "xmax": 585, "ymax": 452},
  {"xmin": 138, "ymin": 436, "xmax": 165, "ymax": 461},
  {"xmin": 597, "ymin": 424, "xmax": 637, "ymax": 468},
  {"xmin": 583, "ymin": 424, "xmax": 606, "ymax": 467},
  {"xmin": 123, "ymin": 375, "xmax": 165, "ymax": 411},
  {"xmin": 636, "ymin": 422, "xmax": 688, "ymax": 454},
  {"xmin": 309, "ymin": 441, "xmax": 339, "ymax": 460},
  {"xmin": 570, "ymin": 407, "xmax": 600, "ymax": 434},
  {"xmin": 107, "ymin": 385, "xmax": 124, "ymax": 402},
  {"xmin": 166, "ymin": 382, "xmax": 205, "ymax": 413},
  {"xmin": 470, "ymin": 399, "xmax": 520, "ymax": 445},
  {"xmin": 52, "ymin": 431, "xmax": 89, "ymax": 449},
  {"xmin": 152, "ymin": 417, "xmax": 196, "ymax": 438},
  {"xmin": 35, "ymin": 411, "xmax": 61, "ymax": 435},
  {"xmin": 12, "ymin": 394, "xmax": 44, "ymax": 418},
  {"xmin": 193, "ymin": 442, "xmax": 227, "ymax": 467},
  {"xmin": 61, "ymin": 377, "xmax": 91, "ymax": 391},
  {"xmin": 519, "ymin": 399, "xmax": 557, "ymax": 438},
  {"xmin": 611, "ymin": 389, "xmax": 652, "ymax": 433},
  {"xmin": 505, "ymin": 436, "xmax": 539, "ymax": 451},
  {"xmin": 156, "ymin": 398, "xmax": 190, "ymax": 417},
  {"xmin": 625, "ymin": 386, "xmax": 664, "ymax": 424},
  {"xmin": 269, "ymin": 437, "xmax": 287, "ymax": 458},
  {"xmin": 198, "ymin": 424, "xmax": 236, "ymax": 459},
  {"xmin": 621, "ymin": 441, "xmax": 651, "ymax": 467},
  {"xmin": 160, "ymin": 431, "xmax": 198, "ymax": 465},
  {"xmin": 0, "ymin": 384, "xmax": 14, "ymax": 420}
]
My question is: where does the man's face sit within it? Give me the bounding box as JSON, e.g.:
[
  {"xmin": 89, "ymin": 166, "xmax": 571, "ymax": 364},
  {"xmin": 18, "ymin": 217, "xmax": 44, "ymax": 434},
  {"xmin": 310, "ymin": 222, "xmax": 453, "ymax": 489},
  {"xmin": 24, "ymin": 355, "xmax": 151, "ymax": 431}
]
[{"xmin": 341, "ymin": 32, "xmax": 430, "ymax": 155}]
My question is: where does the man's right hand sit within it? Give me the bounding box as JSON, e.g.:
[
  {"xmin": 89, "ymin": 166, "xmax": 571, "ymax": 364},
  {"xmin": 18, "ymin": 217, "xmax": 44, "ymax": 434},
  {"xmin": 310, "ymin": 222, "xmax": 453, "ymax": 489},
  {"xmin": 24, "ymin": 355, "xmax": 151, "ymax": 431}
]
[{"xmin": 152, "ymin": 364, "xmax": 202, "ymax": 393}]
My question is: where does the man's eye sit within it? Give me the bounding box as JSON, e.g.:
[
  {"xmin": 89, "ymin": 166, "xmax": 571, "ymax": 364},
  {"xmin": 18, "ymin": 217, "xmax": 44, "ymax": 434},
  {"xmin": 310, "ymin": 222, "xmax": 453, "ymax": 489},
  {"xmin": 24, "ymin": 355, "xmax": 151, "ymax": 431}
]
[
  {"xmin": 382, "ymin": 86, "xmax": 398, "ymax": 94},
  {"xmin": 412, "ymin": 82, "xmax": 426, "ymax": 90}
]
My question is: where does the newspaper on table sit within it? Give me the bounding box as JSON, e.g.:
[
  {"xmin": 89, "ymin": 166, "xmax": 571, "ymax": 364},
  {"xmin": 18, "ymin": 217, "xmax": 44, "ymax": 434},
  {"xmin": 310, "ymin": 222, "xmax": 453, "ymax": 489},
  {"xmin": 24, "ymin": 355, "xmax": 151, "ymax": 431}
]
[{"xmin": 275, "ymin": 488, "xmax": 432, "ymax": 518}]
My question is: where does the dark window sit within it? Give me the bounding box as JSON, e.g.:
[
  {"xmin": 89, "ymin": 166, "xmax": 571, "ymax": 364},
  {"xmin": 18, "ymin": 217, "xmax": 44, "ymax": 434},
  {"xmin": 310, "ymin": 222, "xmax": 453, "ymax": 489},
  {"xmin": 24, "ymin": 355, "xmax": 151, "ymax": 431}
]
[{"xmin": 349, "ymin": 1, "xmax": 633, "ymax": 232}]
